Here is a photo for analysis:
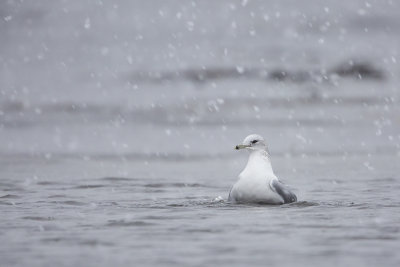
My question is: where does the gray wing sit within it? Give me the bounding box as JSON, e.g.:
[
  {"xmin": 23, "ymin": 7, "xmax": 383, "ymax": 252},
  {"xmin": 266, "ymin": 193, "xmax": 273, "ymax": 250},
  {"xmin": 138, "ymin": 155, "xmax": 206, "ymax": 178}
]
[
  {"xmin": 270, "ymin": 179, "xmax": 297, "ymax": 204},
  {"xmin": 228, "ymin": 186, "xmax": 233, "ymax": 201}
]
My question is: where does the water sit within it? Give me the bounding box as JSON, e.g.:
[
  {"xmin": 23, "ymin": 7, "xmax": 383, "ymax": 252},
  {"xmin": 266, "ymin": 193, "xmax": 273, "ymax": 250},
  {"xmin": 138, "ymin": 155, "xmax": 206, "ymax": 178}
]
[
  {"xmin": 1, "ymin": 155, "xmax": 399, "ymax": 266},
  {"xmin": 1, "ymin": 1, "xmax": 400, "ymax": 266}
]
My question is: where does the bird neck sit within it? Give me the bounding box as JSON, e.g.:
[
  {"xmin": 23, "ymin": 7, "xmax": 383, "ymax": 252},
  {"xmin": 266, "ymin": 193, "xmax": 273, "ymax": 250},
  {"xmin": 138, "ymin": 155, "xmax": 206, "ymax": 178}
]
[{"xmin": 244, "ymin": 149, "xmax": 275, "ymax": 177}]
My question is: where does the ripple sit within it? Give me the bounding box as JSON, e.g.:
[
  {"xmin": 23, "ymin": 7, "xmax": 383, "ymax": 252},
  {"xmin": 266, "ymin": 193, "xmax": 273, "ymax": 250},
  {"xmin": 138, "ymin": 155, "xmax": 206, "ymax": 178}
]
[
  {"xmin": 297, "ymin": 224, "xmax": 345, "ymax": 229},
  {"xmin": 42, "ymin": 237, "xmax": 64, "ymax": 243},
  {"xmin": 0, "ymin": 201, "xmax": 15, "ymax": 205},
  {"xmin": 184, "ymin": 228, "xmax": 223, "ymax": 233},
  {"xmin": 285, "ymin": 201, "xmax": 320, "ymax": 207},
  {"xmin": 73, "ymin": 184, "xmax": 106, "ymax": 189},
  {"xmin": 106, "ymin": 220, "xmax": 155, "ymax": 227},
  {"xmin": 47, "ymin": 194, "xmax": 67, "ymax": 198},
  {"xmin": 37, "ymin": 181, "xmax": 60, "ymax": 185},
  {"xmin": 166, "ymin": 203, "xmax": 186, "ymax": 207},
  {"xmin": 100, "ymin": 177, "xmax": 135, "ymax": 182},
  {"xmin": 141, "ymin": 215, "xmax": 180, "ymax": 220},
  {"xmin": 22, "ymin": 216, "xmax": 55, "ymax": 221},
  {"xmin": 79, "ymin": 239, "xmax": 115, "ymax": 247},
  {"xmin": 342, "ymin": 235, "xmax": 398, "ymax": 241},
  {"xmin": 0, "ymin": 194, "xmax": 20, "ymax": 199},
  {"xmin": 52, "ymin": 200, "xmax": 86, "ymax": 206},
  {"xmin": 144, "ymin": 182, "xmax": 210, "ymax": 188}
]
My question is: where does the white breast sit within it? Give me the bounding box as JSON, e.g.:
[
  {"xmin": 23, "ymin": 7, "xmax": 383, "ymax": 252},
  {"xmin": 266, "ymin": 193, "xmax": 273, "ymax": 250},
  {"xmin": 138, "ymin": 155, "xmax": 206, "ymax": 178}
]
[{"xmin": 229, "ymin": 150, "xmax": 284, "ymax": 204}]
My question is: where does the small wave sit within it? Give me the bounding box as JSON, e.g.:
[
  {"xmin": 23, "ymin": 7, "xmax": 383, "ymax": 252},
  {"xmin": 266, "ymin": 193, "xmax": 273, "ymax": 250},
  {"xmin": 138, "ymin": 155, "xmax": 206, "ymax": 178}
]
[
  {"xmin": 342, "ymin": 235, "xmax": 397, "ymax": 241},
  {"xmin": 0, "ymin": 194, "xmax": 20, "ymax": 199},
  {"xmin": 285, "ymin": 201, "xmax": 320, "ymax": 207},
  {"xmin": 73, "ymin": 184, "xmax": 106, "ymax": 189},
  {"xmin": 22, "ymin": 216, "xmax": 55, "ymax": 221},
  {"xmin": 52, "ymin": 200, "xmax": 86, "ymax": 206},
  {"xmin": 206, "ymin": 200, "xmax": 318, "ymax": 208},
  {"xmin": 42, "ymin": 237, "xmax": 64, "ymax": 243},
  {"xmin": 47, "ymin": 194, "xmax": 67, "ymax": 198},
  {"xmin": 79, "ymin": 239, "xmax": 114, "ymax": 247},
  {"xmin": 345, "ymin": 202, "xmax": 369, "ymax": 209},
  {"xmin": 166, "ymin": 203, "xmax": 186, "ymax": 207},
  {"xmin": 184, "ymin": 228, "xmax": 223, "ymax": 233},
  {"xmin": 36, "ymin": 181, "xmax": 60, "ymax": 185},
  {"xmin": 106, "ymin": 220, "xmax": 155, "ymax": 227},
  {"xmin": 212, "ymin": 196, "xmax": 225, "ymax": 203},
  {"xmin": 144, "ymin": 182, "xmax": 209, "ymax": 188},
  {"xmin": 164, "ymin": 198, "xmax": 229, "ymax": 208},
  {"xmin": 100, "ymin": 177, "xmax": 134, "ymax": 182},
  {"xmin": 0, "ymin": 201, "xmax": 16, "ymax": 205}
]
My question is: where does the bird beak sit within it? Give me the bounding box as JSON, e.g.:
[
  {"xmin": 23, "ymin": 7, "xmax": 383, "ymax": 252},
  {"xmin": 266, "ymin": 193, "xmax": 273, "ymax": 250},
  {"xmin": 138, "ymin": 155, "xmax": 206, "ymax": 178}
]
[{"xmin": 235, "ymin": 144, "xmax": 250, "ymax": 150}]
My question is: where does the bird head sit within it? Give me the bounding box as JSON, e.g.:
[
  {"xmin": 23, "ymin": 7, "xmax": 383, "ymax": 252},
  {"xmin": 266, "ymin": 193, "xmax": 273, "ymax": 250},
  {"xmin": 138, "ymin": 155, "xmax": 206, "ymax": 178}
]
[{"xmin": 235, "ymin": 134, "xmax": 267, "ymax": 151}]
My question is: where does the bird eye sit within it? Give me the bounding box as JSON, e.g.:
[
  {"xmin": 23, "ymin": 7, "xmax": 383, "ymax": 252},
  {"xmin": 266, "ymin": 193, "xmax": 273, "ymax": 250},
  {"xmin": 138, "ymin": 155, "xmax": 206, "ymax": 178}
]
[{"xmin": 251, "ymin": 140, "xmax": 258, "ymax": 144}]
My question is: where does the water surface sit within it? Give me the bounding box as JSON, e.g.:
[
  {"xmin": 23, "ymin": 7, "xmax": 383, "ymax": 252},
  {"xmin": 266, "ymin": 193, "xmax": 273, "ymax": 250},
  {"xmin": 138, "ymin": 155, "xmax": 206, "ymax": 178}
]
[{"xmin": 1, "ymin": 1, "xmax": 400, "ymax": 266}]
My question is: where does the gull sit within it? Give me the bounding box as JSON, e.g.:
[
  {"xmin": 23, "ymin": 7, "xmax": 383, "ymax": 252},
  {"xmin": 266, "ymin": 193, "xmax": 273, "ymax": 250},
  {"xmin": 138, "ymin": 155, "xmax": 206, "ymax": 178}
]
[{"xmin": 229, "ymin": 134, "xmax": 297, "ymax": 204}]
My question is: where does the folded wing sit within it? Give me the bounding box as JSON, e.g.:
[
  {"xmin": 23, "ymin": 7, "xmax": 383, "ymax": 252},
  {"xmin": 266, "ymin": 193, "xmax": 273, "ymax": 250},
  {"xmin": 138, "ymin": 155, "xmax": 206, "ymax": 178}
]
[{"xmin": 269, "ymin": 179, "xmax": 297, "ymax": 204}]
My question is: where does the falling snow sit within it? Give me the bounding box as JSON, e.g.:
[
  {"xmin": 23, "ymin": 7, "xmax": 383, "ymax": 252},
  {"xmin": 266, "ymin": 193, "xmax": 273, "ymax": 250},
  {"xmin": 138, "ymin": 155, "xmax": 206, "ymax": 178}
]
[{"xmin": 0, "ymin": 1, "xmax": 400, "ymax": 267}]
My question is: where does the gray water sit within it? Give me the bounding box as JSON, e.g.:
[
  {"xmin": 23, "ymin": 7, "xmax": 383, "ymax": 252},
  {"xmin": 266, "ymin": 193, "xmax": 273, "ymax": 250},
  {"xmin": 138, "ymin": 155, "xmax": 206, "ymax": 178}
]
[{"xmin": 1, "ymin": 1, "xmax": 400, "ymax": 266}]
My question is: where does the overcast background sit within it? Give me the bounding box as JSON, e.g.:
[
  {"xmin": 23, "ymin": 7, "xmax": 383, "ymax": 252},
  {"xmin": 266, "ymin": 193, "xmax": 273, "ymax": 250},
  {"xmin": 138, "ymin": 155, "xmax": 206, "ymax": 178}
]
[{"xmin": 1, "ymin": 1, "xmax": 399, "ymax": 266}]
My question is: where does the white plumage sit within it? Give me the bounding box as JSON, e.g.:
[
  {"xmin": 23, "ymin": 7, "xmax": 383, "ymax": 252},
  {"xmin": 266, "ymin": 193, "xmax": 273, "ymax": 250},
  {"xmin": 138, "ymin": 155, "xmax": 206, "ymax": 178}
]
[{"xmin": 229, "ymin": 134, "xmax": 297, "ymax": 204}]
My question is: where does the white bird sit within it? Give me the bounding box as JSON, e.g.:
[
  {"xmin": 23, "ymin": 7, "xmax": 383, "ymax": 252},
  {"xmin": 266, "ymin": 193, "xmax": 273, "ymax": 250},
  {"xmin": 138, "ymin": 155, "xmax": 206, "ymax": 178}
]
[{"xmin": 229, "ymin": 134, "xmax": 297, "ymax": 204}]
